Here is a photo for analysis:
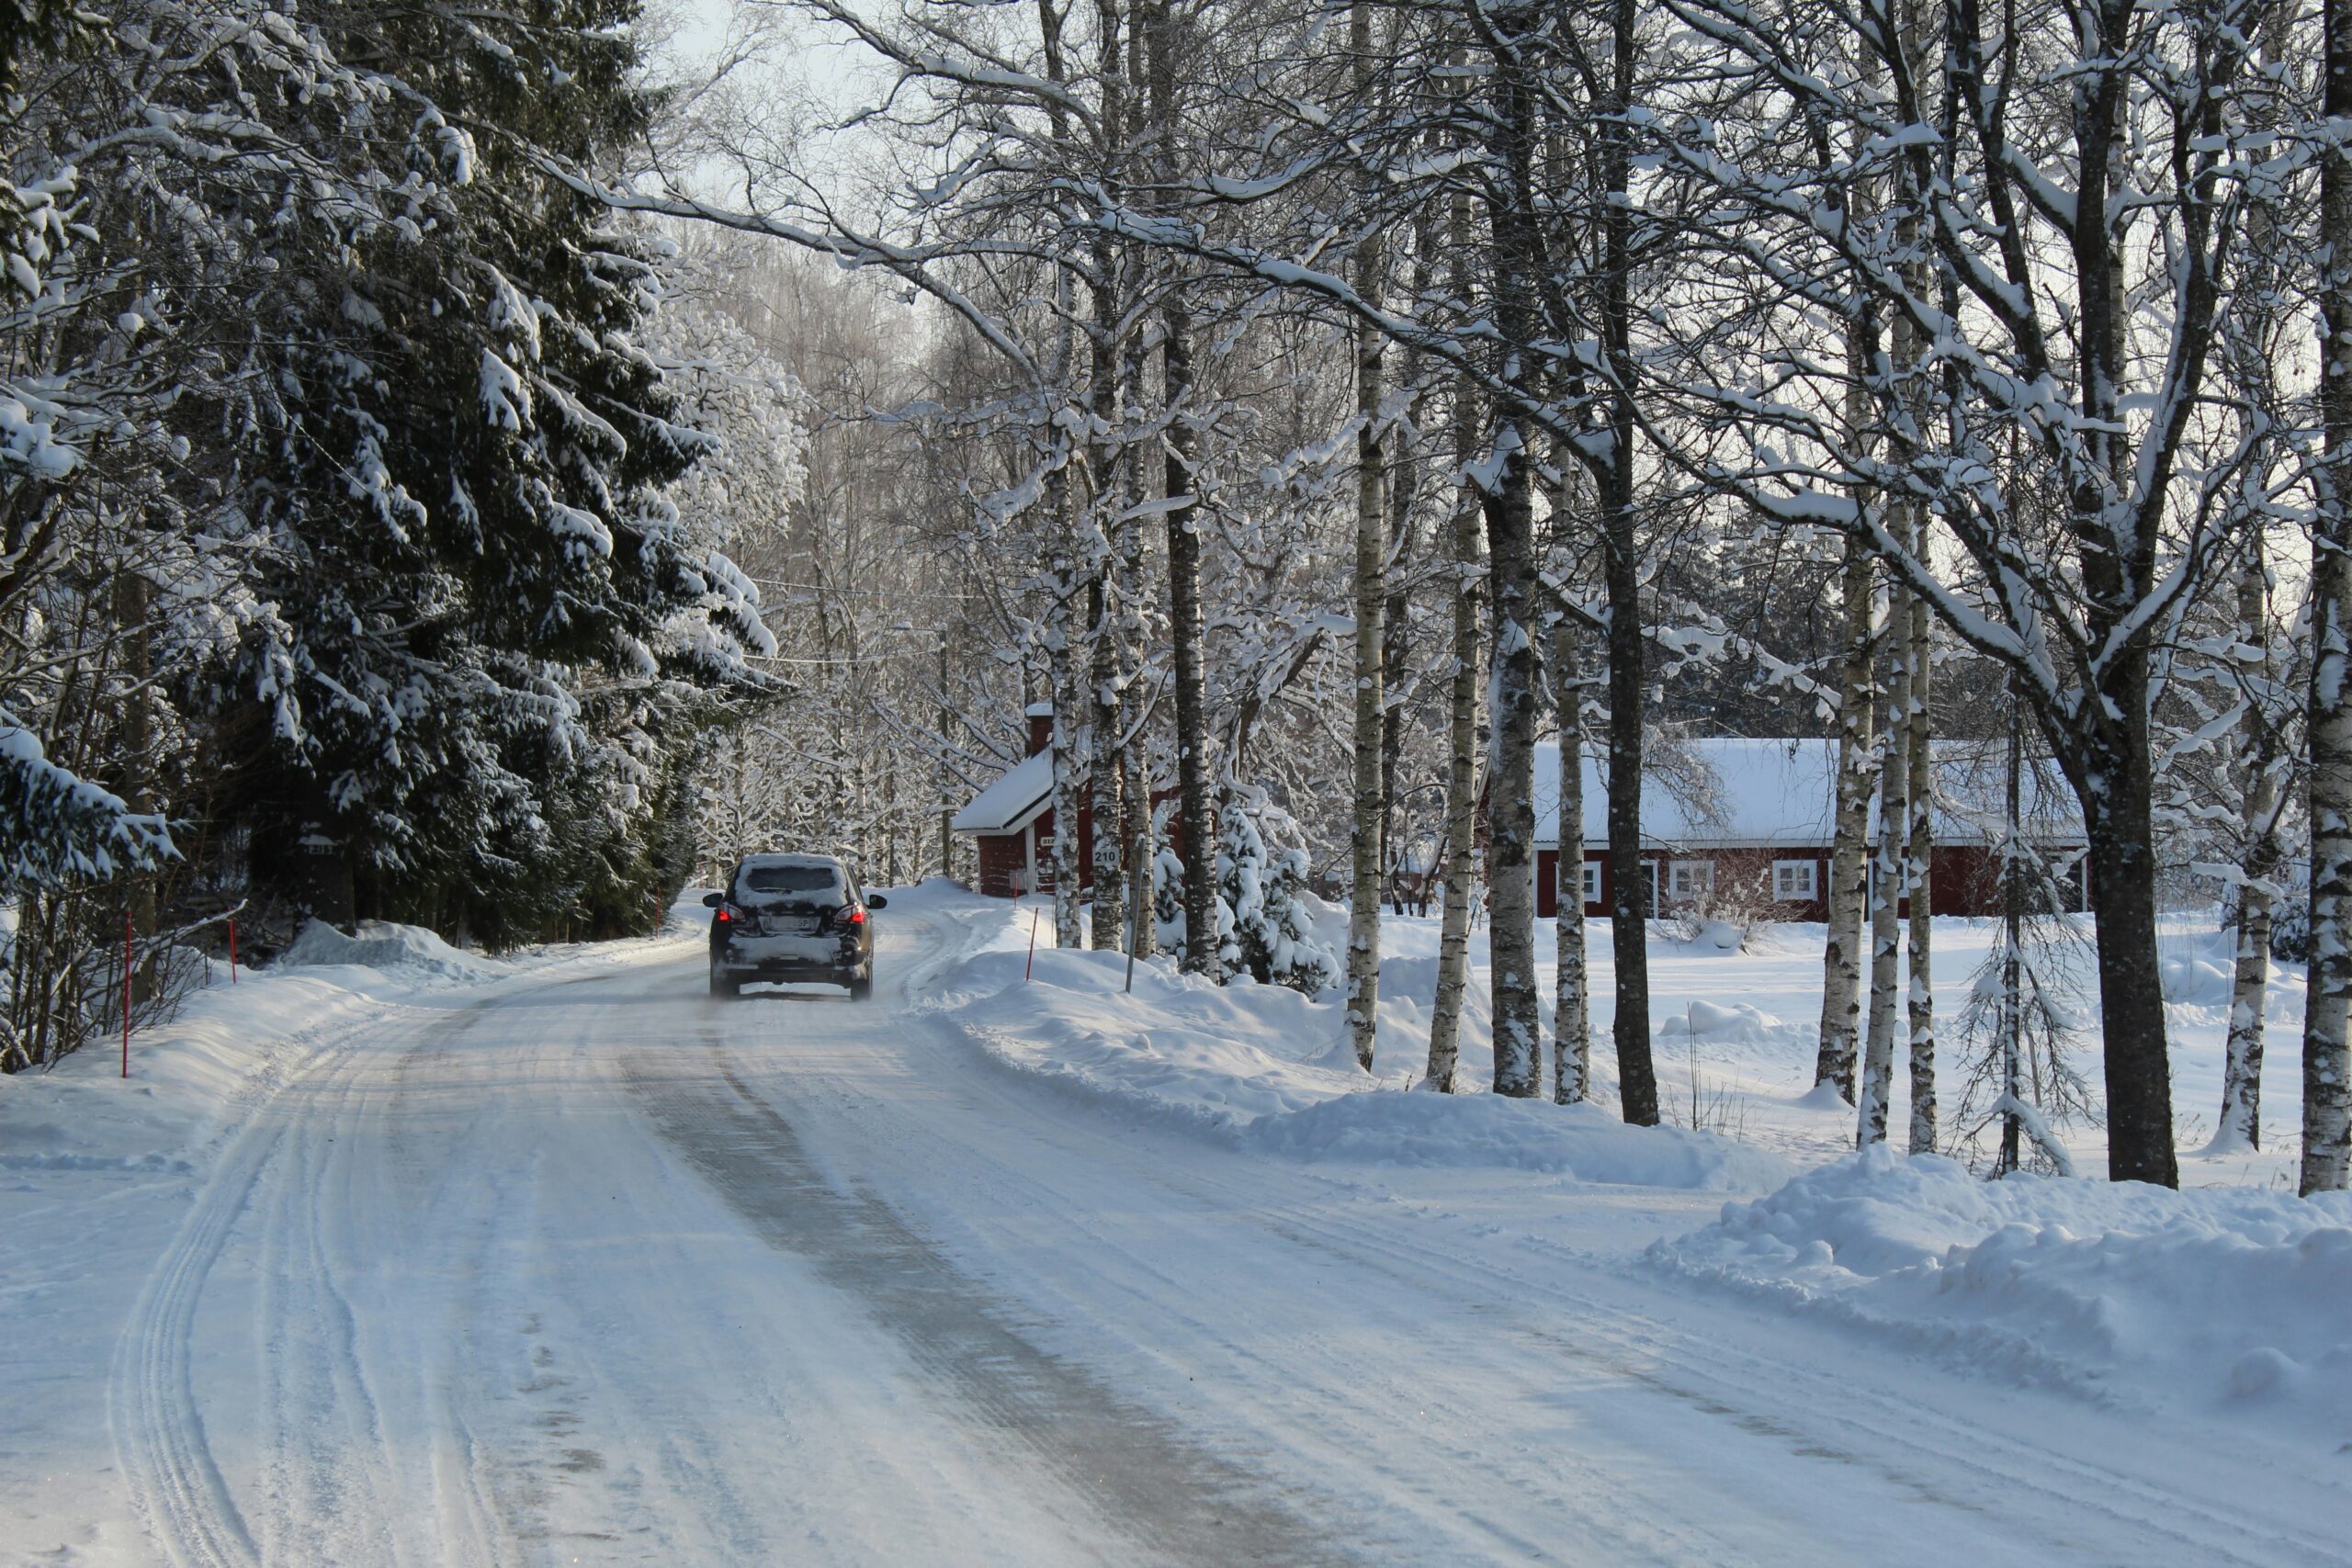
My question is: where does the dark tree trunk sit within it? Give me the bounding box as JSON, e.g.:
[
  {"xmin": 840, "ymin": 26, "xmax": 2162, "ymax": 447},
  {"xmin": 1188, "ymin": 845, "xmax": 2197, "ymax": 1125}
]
[
  {"xmin": 1599, "ymin": 0, "xmax": 1657, "ymax": 1126},
  {"xmin": 2064, "ymin": 728, "xmax": 2179, "ymax": 1188}
]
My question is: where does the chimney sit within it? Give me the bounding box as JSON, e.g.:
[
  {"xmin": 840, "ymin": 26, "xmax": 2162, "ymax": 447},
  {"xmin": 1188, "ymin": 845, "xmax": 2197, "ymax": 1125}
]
[{"xmin": 1025, "ymin": 702, "xmax": 1053, "ymax": 758}]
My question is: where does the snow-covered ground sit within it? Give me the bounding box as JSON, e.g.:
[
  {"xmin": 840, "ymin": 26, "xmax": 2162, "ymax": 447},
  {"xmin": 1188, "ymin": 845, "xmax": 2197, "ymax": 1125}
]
[{"xmin": 1, "ymin": 887, "xmax": 2342, "ymax": 1564}]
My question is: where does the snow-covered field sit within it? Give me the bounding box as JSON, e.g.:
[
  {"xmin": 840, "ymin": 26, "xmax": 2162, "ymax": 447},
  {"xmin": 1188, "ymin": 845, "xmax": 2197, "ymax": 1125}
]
[{"xmin": 1, "ymin": 886, "xmax": 2342, "ymax": 1564}]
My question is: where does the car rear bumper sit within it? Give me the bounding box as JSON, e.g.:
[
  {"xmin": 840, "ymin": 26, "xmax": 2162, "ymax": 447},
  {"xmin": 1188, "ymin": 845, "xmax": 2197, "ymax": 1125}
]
[{"xmin": 714, "ymin": 934, "xmax": 865, "ymax": 978}]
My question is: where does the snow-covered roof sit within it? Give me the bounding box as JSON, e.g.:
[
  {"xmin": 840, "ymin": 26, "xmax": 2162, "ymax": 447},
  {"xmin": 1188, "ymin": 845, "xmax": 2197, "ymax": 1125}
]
[
  {"xmin": 951, "ymin": 750, "xmax": 1053, "ymax": 835},
  {"xmin": 1531, "ymin": 737, "xmax": 2082, "ymax": 851}
]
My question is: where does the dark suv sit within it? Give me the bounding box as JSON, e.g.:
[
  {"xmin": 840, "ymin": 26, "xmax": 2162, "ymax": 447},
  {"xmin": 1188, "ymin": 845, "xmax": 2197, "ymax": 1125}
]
[{"xmin": 704, "ymin": 853, "xmax": 887, "ymax": 999}]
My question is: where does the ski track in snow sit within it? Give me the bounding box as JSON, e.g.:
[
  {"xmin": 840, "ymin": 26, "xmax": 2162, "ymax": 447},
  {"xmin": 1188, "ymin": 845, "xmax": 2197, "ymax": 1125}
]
[{"xmin": 69, "ymin": 908, "xmax": 2352, "ymax": 1566}]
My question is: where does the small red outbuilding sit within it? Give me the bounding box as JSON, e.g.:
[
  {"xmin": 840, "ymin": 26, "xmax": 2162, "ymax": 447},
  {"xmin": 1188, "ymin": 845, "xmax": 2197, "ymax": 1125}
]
[{"xmin": 952, "ymin": 705, "xmax": 1182, "ymax": 897}]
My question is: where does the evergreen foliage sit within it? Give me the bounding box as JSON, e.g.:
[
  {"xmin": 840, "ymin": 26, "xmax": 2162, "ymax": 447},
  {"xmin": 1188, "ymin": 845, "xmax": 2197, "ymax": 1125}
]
[
  {"xmin": 1216, "ymin": 786, "xmax": 1339, "ymax": 993},
  {"xmin": 0, "ymin": 0, "xmax": 783, "ymax": 1062}
]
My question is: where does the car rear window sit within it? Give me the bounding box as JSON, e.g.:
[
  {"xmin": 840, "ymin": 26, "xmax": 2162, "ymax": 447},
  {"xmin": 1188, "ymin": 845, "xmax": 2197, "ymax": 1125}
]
[{"xmin": 740, "ymin": 864, "xmax": 843, "ymax": 896}]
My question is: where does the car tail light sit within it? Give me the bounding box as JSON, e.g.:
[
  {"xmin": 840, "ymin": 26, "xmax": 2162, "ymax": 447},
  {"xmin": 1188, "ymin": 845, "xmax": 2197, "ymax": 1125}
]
[
  {"xmin": 843, "ymin": 907, "xmax": 866, "ymax": 927},
  {"xmin": 715, "ymin": 907, "xmax": 734, "ymax": 923}
]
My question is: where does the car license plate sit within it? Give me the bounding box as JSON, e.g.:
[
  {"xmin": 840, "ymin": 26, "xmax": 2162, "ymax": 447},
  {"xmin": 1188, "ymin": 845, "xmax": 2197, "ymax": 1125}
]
[{"xmin": 761, "ymin": 914, "xmax": 815, "ymax": 936}]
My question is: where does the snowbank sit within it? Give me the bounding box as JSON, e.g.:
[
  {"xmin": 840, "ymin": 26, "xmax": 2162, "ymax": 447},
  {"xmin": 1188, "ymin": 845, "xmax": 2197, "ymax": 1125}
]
[
  {"xmin": 276, "ymin": 918, "xmax": 501, "ymax": 984},
  {"xmin": 1655, "ymin": 998, "xmax": 1781, "ymax": 1044},
  {"xmin": 911, "ymin": 891, "xmax": 1785, "ymax": 1191},
  {"xmin": 1652, "ymin": 1145, "xmax": 2352, "ymax": 1431},
  {"xmin": 1250, "ymin": 1091, "xmax": 1791, "ymax": 1189}
]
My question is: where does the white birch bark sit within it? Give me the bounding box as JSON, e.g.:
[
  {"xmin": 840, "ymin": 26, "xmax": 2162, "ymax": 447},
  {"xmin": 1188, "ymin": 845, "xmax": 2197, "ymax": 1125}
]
[
  {"xmin": 1426, "ymin": 475, "xmax": 1482, "ymax": 1094},
  {"xmin": 1424, "ymin": 155, "xmax": 1480, "ymax": 1094},
  {"xmin": 2306, "ymin": 1, "xmax": 2352, "ymax": 1191},
  {"xmin": 1342, "ymin": 0, "xmax": 1385, "ymax": 1072},
  {"xmin": 1050, "ymin": 577, "xmax": 1085, "ymax": 952},
  {"xmin": 1997, "ymin": 678, "xmax": 2025, "ymax": 1176},
  {"xmin": 1553, "ymin": 610, "xmax": 1589, "ymax": 1103},
  {"xmin": 1816, "ymin": 532, "xmax": 1876, "ymax": 1102},
  {"xmin": 1858, "ymin": 570, "xmax": 1907, "ymax": 1148},
  {"xmin": 1904, "ymin": 536, "xmax": 1935, "ymax": 1155},
  {"xmin": 2217, "ymin": 550, "xmax": 2283, "ymax": 1152}
]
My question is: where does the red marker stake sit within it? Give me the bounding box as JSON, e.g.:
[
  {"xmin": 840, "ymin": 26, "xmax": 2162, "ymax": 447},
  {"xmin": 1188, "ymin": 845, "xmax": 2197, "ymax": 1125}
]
[
  {"xmin": 121, "ymin": 911, "xmax": 132, "ymax": 1078},
  {"xmin": 1025, "ymin": 907, "xmax": 1040, "ymax": 982}
]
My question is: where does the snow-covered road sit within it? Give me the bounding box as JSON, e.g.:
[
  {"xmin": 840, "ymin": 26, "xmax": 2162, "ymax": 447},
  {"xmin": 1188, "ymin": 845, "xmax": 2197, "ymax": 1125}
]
[{"xmin": 46, "ymin": 909, "xmax": 2351, "ymax": 1565}]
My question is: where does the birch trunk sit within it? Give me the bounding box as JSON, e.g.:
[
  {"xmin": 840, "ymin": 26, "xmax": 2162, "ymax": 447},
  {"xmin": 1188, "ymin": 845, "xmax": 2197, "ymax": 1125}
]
[
  {"xmin": 1426, "ymin": 477, "xmax": 1482, "ymax": 1093},
  {"xmin": 2217, "ymin": 549, "xmax": 2282, "ymax": 1152},
  {"xmin": 1479, "ymin": 32, "xmax": 1544, "ymax": 1100},
  {"xmin": 1089, "ymin": 569, "xmax": 1124, "ymax": 953},
  {"xmin": 1050, "ymin": 566, "xmax": 1085, "ymax": 952},
  {"xmin": 1904, "ymin": 542, "xmax": 1935, "ymax": 1155},
  {"xmin": 1859, "ymin": 580, "xmax": 1907, "ymax": 1148},
  {"xmin": 1086, "ymin": 0, "xmax": 1129, "ymax": 955},
  {"xmin": 2221, "ymin": 792, "xmax": 2283, "ymax": 1151},
  {"xmin": 1817, "ymin": 533, "xmax": 1875, "ymax": 1100},
  {"xmin": 1115, "ymin": 317, "xmax": 1148, "ymax": 962},
  {"xmin": 1816, "ymin": 11, "xmax": 1884, "ymax": 1105},
  {"xmin": 1424, "ymin": 163, "xmax": 1481, "ymax": 1093},
  {"xmin": 2305, "ymin": 0, "xmax": 2352, "ymax": 1193},
  {"xmin": 1342, "ymin": 0, "xmax": 1385, "ymax": 1071},
  {"xmin": 1553, "ymin": 611, "xmax": 1589, "ymax": 1103},
  {"xmin": 1160, "ymin": 301, "xmax": 1218, "ymax": 977},
  {"xmin": 1482, "ymin": 436, "xmax": 1542, "ymax": 1099},
  {"xmin": 1036, "ymin": 0, "xmax": 1084, "ymax": 956},
  {"xmin": 1998, "ymin": 677, "xmax": 2025, "ymax": 1176},
  {"xmin": 1137, "ymin": 4, "xmax": 1216, "ymax": 978}
]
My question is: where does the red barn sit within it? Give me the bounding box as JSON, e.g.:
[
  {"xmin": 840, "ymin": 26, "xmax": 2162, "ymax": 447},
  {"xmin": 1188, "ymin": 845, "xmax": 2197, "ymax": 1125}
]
[
  {"xmin": 952, "ymin": 705, "xmax": 1182, "ymax": 897},
  {"xmin": 1531, "ymin": 737, "xmax": 2089, "ymax": 920}
]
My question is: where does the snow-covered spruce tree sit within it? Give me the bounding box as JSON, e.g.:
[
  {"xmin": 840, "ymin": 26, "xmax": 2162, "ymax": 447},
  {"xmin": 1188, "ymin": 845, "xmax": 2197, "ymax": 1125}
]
[
  {"xmin": 1216, "ymin": 785, "xmax": 1338, "ymax": 991},
  {"xmin": 177, "ymin": 0, "xmax": 767, "ymax": 935},
  {"xmin": 1152, "ymin": 835, "xmax": 1188, "ymax": 964}
]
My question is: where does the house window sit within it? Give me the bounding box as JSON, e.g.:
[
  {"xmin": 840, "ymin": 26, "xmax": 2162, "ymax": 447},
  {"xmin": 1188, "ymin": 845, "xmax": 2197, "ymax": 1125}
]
[
  {"xmin": 1668, "ymin": 860, "xmax": 1713, "ymax": 900},
  {"xmin": 1559, "ymin": 858, "xmax": 1600, "ymax": 908},
  {"xmin": 1773, "ymin": 860, "xmax": 1818, "ymax": 901}
]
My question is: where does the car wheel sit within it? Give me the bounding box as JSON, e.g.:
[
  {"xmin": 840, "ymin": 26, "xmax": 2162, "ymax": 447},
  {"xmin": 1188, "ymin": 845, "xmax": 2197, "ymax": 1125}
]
[
  {"xmin": 710, "ymin": 966, "xmax": 741, "ymax": 998},
  {"xmin": 848, "ymin": 968, "xmax": 873, "ymax": 1001}
]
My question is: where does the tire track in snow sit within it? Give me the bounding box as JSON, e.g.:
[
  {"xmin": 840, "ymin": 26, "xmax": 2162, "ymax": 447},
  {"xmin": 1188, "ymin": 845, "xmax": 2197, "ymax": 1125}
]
[
  {"xmin": 620, "ymin": 1038, "xmax": 1352, "ymax": 1568},
  {"xmin": 107, "ymin": 1091, "xmax": 285, "ymax": 1568},
  {"xmin": 105, "ymin": 967, "xmax": 619, "ymax": 1568}
]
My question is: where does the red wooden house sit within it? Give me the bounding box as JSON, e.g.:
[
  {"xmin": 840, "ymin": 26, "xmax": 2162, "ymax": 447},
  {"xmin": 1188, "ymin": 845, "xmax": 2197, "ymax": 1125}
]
[
  {"xmin": 1532, "ymin": 738, "xmax": 2089, "ymax": 920},
  {"xmin": 952, "ymin": 705, "xmax": 1183, "ymax": 897}
]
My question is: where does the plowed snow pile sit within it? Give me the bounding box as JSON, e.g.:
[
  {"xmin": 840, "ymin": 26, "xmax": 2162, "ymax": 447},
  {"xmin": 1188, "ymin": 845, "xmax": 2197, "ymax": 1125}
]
[
  {"xmin": 277, "ymin": 918, "xmax": 501, "ymax": 984},
  {"xmin": 1652, "ymin": 1144, "xmax": 2352, "ymax": 1431},
  {"xmin": 921, "ymin": 931, "xmax": 1789, "ymax": 1191}
]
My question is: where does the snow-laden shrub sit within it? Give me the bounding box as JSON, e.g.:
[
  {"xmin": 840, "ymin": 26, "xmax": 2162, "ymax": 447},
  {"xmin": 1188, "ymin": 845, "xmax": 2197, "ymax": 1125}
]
[
  {"xmin": 2270, "ymin": 897, "xmax": 2312, "ymax": 964},
  {"xmin": 1152, "ymin": 844, "xmax": 1188, "ymax": 957},
  {"xmin": 1216, "ymin": 786, "xmax": 1340, "ymax": 993}
]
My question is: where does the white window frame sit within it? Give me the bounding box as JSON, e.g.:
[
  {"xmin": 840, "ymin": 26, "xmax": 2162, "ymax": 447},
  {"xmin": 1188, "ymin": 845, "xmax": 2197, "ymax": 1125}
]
[
  {"xmin": 1772, "ymin": 859, "xmax": 1818, "ymax": 902},
  {"xmin": 1552, "ymin": 860, "xmax": 1609, "ymax": 907},
  {"xmin": 1668, "ymin": 860, "xmax": 1713, "ymax": 900}
]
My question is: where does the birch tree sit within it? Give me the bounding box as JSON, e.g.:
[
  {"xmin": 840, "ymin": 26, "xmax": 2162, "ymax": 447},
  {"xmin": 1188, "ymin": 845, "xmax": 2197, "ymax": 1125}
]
[{"xmin": 2305, "ymin": 0, "xmax": 2352, "ymax": 1193}]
